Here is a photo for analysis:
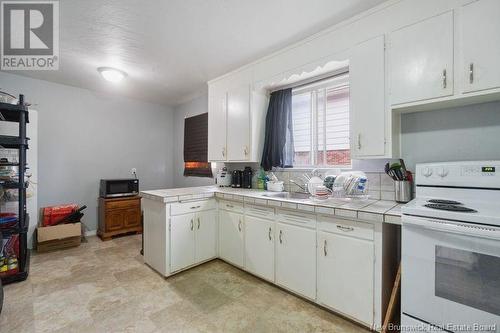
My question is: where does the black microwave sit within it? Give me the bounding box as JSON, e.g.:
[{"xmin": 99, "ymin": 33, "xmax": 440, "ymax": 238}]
[{"xmin": 100, "ymin": 179, "xmax": 139, "ymax": 198}]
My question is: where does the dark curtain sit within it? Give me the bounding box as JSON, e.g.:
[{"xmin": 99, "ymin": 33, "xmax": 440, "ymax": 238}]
[
  {"xmin": 184, "ymin": 113, "xmax": 212, "ymax": 177},
  {"xmin": 260, "ymin": 88, "xmax": 294, "ymax": 171}
]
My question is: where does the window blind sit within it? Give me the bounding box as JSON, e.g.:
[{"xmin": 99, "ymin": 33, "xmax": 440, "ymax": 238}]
[{"xmin": 184, "ymin": 113, "xmax": 212, "ymax": 177}]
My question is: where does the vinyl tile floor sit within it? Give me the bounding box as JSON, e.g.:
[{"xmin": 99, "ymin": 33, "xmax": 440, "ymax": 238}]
[{"xmin": 0, "ymin": 235, "xmax": 369, "ymax": 333}]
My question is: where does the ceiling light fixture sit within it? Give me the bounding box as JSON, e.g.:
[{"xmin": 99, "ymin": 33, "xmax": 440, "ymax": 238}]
[{"xmin": 97, "ymin": 67, "xmax": 127, "ymax": 83}]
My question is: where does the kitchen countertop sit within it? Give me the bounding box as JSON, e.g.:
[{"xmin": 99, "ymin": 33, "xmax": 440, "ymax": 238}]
[{"xmin": 141, "ymin": 186, "xmax": 404, "ymax": 225}]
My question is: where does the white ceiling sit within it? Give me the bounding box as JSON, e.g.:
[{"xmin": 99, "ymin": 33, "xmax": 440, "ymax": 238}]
[{"xmin": 5, "ymin": 0, "xmax": 387, "ymax": 106}]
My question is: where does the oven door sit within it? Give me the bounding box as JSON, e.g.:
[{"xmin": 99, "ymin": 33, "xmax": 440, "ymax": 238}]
[{"xmin": 402, "ymin": 215, "xmax": 500, "ymax": 332}]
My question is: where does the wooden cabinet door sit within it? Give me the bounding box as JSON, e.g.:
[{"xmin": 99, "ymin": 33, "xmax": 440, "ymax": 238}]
[
  {"xmin": 461, "ymin": 0, "xmax": 500, "ymax": 93},
  {"xmin": 219, "ymin": 210, "xmax": 245, "ymax": 267},
  {"xmin": 244, "ymin": 215, "xmax": 274, "ymax": 282},
  {"xmin": 226, "ymin": 84, "xmax": 251, "ymax": 161},
  {"xmin": 208, "ymin": 88, "xmax": 227, "ymax": 161},
  {"xmin": 317, "ymin": 231, "xmax": 374, "ymax": 326},
  {"xmin": 194, "ymin": 209, "xmax": 217, "ymax": 264},
  {"xmin": 106, "ymin": 210, "xmax": 124, "ymax": 231},
  {"xmin": 275, "ymin": 222, "xmax": 316, "ymax": 300},
  {"xmin": 170, "ymin": 213, "xmax": 196, "ymax": 272},
  {"xmin": 350, "ymin": 35, "xmax": 386, "ymax": 158},
  {"xmin": 123, "ymin": 208, "xmax": 141, "ymax": 228},
  {"xmin": 389, "ymin": 11, "xmax": 454, "ymax": 104}
]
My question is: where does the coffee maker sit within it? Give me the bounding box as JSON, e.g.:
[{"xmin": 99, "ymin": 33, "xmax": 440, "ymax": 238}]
[
  {"xmin": 242, "ymin": 167, "xmax": 253, "ymax": 189},
  {"xmin": 231, "ymin": 170, "xmax": 242, "ymax": 188}
]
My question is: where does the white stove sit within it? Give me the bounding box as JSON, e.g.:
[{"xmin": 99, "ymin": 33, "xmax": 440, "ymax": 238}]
[{"xmin": 401, "ymin": 161, "xmax": 500, "ymax": 333}]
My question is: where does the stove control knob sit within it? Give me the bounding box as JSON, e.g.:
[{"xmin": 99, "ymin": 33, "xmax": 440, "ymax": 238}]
[
  {"xmin": 437, "ymin": 167, "xmax": 449, "ymax": 178},
  {"xmin": 422, "ymin": 167, "xmax": 433, "ymax": 177}
]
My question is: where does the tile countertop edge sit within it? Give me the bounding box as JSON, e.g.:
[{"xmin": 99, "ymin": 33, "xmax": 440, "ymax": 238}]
[{"xmin": 140, "ymin": 186, "xmax": 404, "ymax": 221}]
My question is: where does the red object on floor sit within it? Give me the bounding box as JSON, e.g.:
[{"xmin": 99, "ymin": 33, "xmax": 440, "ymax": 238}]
[{"xmin": 41, "ymin": 204, "xmax": 78, "ymax": 226}]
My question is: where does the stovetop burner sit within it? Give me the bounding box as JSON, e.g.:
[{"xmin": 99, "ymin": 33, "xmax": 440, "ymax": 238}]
[
  {"xmin": 428, "ymin": 199, "xmax": 463, "ymax": 205},
  {"xmin": 424, "ymin": 203, "xmax": 477, "ymax": 213}
]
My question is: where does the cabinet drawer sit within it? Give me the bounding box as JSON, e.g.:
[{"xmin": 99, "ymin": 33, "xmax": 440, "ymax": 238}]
[
  {"xmin": 171, "ymin": 199, "xmax": 216, "ymax": 216},
  {"xmin": 277, "ymin": 209, "xmax": 316, "ymax": 229},
  {"xmin": 106, "ymin": 198, "xmax": 140, "ymax": 210},
  {"xmin": 218, "ymin": 200, "xmax": 244, "ymax": 213},
  {"xmin": 318, "ymin": 216, "xmax": 373, "ymax": 241},
  {"xmin": 245, "ymin": 204, "xmax": 275, "ymax": 220}
]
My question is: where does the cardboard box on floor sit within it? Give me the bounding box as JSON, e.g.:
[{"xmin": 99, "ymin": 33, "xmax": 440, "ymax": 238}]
[{"xmin": 36, "ymin": 222, "xmax": 82, "ymax": 253}]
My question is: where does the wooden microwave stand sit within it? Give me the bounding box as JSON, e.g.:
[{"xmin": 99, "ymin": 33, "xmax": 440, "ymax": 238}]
[{"xmin": 98, "ymin": 196, "xmax": 142, "ymax": 241}]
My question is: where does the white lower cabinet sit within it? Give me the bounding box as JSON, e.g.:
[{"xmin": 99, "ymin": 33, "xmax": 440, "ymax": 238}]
[
  {"xmin": 317, "ymin": 228, "xmax": 374, "ymax": 326},
  {"xmin": 170, "ymin": 209, "xmax": 217, "ymax": 273},
  {"xmin": 195, "ymin": 209, "xmax": 217, "ymax": 263},
  {"xmin": 244, "ymin": 215, "xmax": 274, "ymax": 282},
  {"xmin": 219, "ymin": 209, "xmax": 245, "ymax": 267},
  {"xmin": 275, "ymin": 222, "xmax": 316, "ymax": 300},
  {"xmin": 170, "ymin": 213, "xmax": 196, "ymax": 272}
]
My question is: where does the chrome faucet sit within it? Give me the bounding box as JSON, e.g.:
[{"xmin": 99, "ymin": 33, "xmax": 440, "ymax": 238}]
[{"xmin": 290, "ymin": 179, "xmax": 308, "ymax": 193}]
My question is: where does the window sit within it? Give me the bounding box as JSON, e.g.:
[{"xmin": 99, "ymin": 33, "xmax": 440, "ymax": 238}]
[
  {"xmin": 291, "ymin": 73, "xmax": 350, "ymax": 167},
  {"xmin": 183, "ymin": 113, "xmax": 212, "ymax": 177}
]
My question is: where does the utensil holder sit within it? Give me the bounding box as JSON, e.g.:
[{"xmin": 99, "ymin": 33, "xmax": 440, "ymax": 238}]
[{"xmin": 394, "ymin": 180, "xmax": 412, "ymax": 203}]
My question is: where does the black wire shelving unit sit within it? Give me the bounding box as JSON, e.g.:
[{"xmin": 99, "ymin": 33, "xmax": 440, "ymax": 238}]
[{"xmin": 0, "ymin": 95, "xmax": 30, "ymax": 284}]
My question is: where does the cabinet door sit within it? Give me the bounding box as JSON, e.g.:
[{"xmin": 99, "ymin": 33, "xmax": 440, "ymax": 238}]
[
  {"xmin": 170, "ymin": 213, "xmax": 195, "ymax": 272},
  {"xmin": 226, "ymin": 84, "xmax": 251, "ymax": 161},
  {"xmin": 106, "ymin": 210, "xmax": 124, "ymax": 231},
  {"xmin": 244, "ymin": 216, "xmax": 274, "ymax": 282},
  {"xmin": 350, "ymin": 35, "xmax": 386, "ymax": 158},
  {"xmin": 461, "ymin": 0, "xmax": 500, "ymax": 93},
  {"xmin": 123, "ymin": 208, "xmax": 141, "ymax": 228},
  {"xmin": 390, "ymin": 11, "xmax": 454, "ymax": 104},
  {"xmin": 275, "ymin": 222, "xmax": 316, "ymax": 299},
  {"xmin": 317, "ymin": 231, "xmax": 374, "ymax": 326},
  {"xmin": 219, "ymin": 210, "xmax": 245, "ymax": 267},
  {"xmin": 194, "ymin": 209, "xmax": 217, "ymax": 263},
  {"xmin": 208, "ymin": 89, "xmax": 227, "ymax": 161}
]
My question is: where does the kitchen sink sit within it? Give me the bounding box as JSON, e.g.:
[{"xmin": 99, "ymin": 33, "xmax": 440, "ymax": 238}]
[{"xmin": 262, "ymin": 192, "xmax": 310, "ymax": 200}]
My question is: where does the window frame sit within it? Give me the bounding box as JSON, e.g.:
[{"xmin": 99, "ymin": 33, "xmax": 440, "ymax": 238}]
[{"xmin": 290, "ymin": 72, "xmax": 351, "ymax": 169}]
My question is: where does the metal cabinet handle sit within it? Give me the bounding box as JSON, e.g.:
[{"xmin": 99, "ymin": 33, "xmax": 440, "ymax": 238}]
[
  {"xmin": 323, "ymin": 240, "xmax": 328, "ymax": 256},
  {"xmin": 190, "ymin": 205, "xmax": 201, "ymax": 209},
  {"xmin": 190, "ymin": 219, "xmax": 194, "ymax": 231},
  {"xmin": 244, "ymin": 146, "xmax": 248, "ymax": 156},
  {"xmin": 238, "ymin": 220, "xmax": 242, "ymax": 232},
  {"xmin": 469, "ymin": 63, "xmax": 474, "ymax": 84},
  {"xmin": 442, "ymin": 69, "xmax": 447, "ymax": 89},
  {"xmin": 357, "ymin": 133, "xmax": 361, "ymax": 150},
  {"xmin": 197, "ymin": 218, "xmax": 200, "ymax": 230},
  {"xmin": 336, "ymin": 225, "xmax": 354, "ymax": 232},
  {"xmin": 226, "ymin": 204, "xmax": 234, "ymax": 208},
  {"xmin": 268, "ymin": 227, "xmax": 272, "ymax": 241},
  {"xmin": 279, "ymin": 230, "xmax": 283, "ymax": 244},
  {"xmin": 222, "ymin": 147, "xmax": 225, "ymax": 158}
]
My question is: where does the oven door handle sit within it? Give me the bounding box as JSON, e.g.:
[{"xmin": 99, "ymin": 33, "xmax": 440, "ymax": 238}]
[{"xmin": 403, "ymin": 215, "xmax": 500, "ymax": 240}]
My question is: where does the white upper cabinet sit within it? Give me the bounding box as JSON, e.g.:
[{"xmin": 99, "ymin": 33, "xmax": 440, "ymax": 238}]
[
  {"xmin": 461, "ymin": 0, "xmax": 500, "ymax": 93},
  {"xmin": 350, "ymin": 35, "xmax": 387, "ymax": 158},
  {"xmin": 208, "ymin": 68, "xmax": 267, "ymax": 163},
  {"xmin": 208, "ymin": 84, "xmax": 227, "ymax": 161},
  {"xmin": 389, "ymin": 11, "xmax": 454, "ymax": 105},
  {"xmin": 227, "ymin": 84, "xmax": 251, "ymax": 161}
]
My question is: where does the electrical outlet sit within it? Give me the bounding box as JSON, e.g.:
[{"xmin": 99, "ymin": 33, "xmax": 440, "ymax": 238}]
[{"xmin": 131, "ymin": 168, "xmax": 137, "ymax": 175}]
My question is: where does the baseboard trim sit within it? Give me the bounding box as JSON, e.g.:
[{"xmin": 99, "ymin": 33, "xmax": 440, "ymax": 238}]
[{"xmin": 85, "ymin": 230, "xmax": 97, "ymax": 237}]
